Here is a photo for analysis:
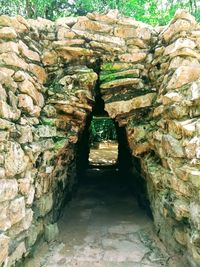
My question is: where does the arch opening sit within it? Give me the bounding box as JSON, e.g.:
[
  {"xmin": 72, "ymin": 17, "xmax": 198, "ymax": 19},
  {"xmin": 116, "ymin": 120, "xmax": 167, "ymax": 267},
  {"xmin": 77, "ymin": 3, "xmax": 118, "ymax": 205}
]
[
  {"xmin": 75, "ymin": 74, "xmax": 152, "ymax": 218},
  {"xmin": 1, "ymin": 9, "xmax": 198, "ymax": 267}
]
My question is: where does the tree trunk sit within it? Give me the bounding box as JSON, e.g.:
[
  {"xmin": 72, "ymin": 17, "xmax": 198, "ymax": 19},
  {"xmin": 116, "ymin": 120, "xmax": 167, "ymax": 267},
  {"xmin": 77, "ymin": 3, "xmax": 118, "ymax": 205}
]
[{"xmin": 25, "ymin": 0, "xmax": 35, "ymax": 18}]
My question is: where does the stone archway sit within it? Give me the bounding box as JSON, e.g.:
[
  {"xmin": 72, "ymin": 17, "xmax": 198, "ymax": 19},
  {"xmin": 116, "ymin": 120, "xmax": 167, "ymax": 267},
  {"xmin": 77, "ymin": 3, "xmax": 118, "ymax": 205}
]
[{"xmin": 0, "ymin": 9, "xmax": 200, "ymax": 266}]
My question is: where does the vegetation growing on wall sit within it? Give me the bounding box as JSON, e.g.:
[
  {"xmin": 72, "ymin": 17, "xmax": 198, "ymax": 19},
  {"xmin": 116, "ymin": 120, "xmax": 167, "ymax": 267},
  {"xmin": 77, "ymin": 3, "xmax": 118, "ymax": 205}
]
[{"xmin": 0, "ymin": 0, "xmax": 199, "ymax": 25}]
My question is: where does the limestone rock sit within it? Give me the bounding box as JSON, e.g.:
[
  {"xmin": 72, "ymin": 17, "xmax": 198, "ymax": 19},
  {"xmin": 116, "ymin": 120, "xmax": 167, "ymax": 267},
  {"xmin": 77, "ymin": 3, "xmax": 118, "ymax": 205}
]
[
  {"xmin": 28, "ymin": 17, "xmax": 54, "ymax": 31},
  {"xmin": 164, "ymin": 38, "xmax": 196, "ymax": 55},
  {"xmin": 90, "ymin": 41, "xmax": 125, "ymax": 53},
  {"xmin": 174, "ymin": 227, "xmax": 187, "ymax": 246},
  {"xmin": 0, "ymin": 131, "xmax": 9, "ymax": 142},
  {"xmin": 173, "ymin": 199, "xmax": 189, "ymax": 220},
  {"xmin": 17, "ymin": 125, "xmax": 33, "ymax": 144},
  {"xmin": 9, "ymin": 197, "xmax": 26, "ymax": 225},
  {"xmin": 160, "ymin": 19, "xmax": 195, "ymax": 42},
  {"xmin": 190, "ymin": 203, "xmax": 200, "ymax": 230},
  {"xmin": 73, "ymin": 29, "xmax": 125, "ymax": 46},
  {"xmin": 27, "ymin": 221, "xmax": 44, "ymax": 247},
  {"xmin": 184, "ymin": 137, "xmax": 200, "ymax": 159},
  {"xmin": 29, "ymin": 64, "xmax": 47, "ymax": 84},
  {"xmin": 172, "ymin": 9, "xmax": 196, "ymax": 24},
  {"xmin": 44, "ymin": 223, "xmax": 59, "ymax": 242},
  {"xmin": 57, "ymin": 27, "xmax": 76, "ymax": 40},
  {"xmin": 0, "ymin": 70, "xmax": 17, "ymax": 91},
  {"xmin": 87, "ymin": 11, "xmax": 118, "ymax": 24},
  {"xmin": 56, "ymin": 17, "xmax": 77, "ymax": 27},
  {"xmin": 0, "ymin": 202, "xmax": 11, "ymax": 231},
  {"xmin": 52, "ymin": 39, "xmax": 85, "ymax": 49},
  {"xmin": 0, "ymin": 15, "xmax": 28, "ymax": 33},
  {"xmin": 101, "ymin": 78, "xmax": 141, "ymax": 90},
  {"xmin": 0, "ymin": 234, "xmax": 9, "ymax": 264},
  {"xmin": 161, "ymin": 92, "xmax": 183, "ymax": 105},
  {"xmin": 19, "ymin": 41, "xmax": 40, "ymax": 62},
  {"xmin": 34, "ymin": 193, "xmax": 53, "ymax": 217},
  {"xmin": 18, "ymin": 94, "xmax": 34, "ymax": 113},
  {"xmin": 36, "ymin": 125, "xmax": 57, "ymax": 137},
  {"xmin": 0, "ymin": 100, "xmax": 20, "ymax": 121},
  {"xmin": 0, "ymin": 85, "xmax": 7, "ymax": 102},
  {"xmin": 169, "ymin": 47, "xmax": 200, "ymax": 60},
  {"xmin": 42, "ymin": 105, "xmax": 57, "ymax": 117},
  {"xmin": 169, "ymin": 57, "xmax": 200, "ymax": 70},
  {"xmin": 126, "ymin": 38, "xmax": 147, "ymax": 48},
  {"xmin": 0, "ymin": 67, "xmax": 15, "ymax": 76},
  {"xmin": 167, "ymin": 66, "xmax": 200, "ymax": 89},
  {"xmin": 0, "ymin": 27, "xmax": 17, "ymax": 39},
  {"xmin": 56, "ymin": 46, "xmax": 94, "ymax": 61},
  {"xmin": 0, "ymin": 179, "xmax": 18, "ymax": 203},
  {"xmin": 4, "ymin": 141, "xmax": 28, "ymax": 177},
  {"xmin": 162, "ymin": 135, "xmax": 184, "ymax": 158},
  {"xmin": 26, "ymin": 185, "xmax": 35, "ymax": 205},
  {"xmin": 0, "ymin": 42, "xmax": 19, "ymax": 54},
  {"xmin": 130, "ymin": 142, "xmax": 151, "ymax": 156},
  {"xmin": 18, "ymin": 93, "xmax": 41, "ymax": 117},
  {"xmin": 18, "ymin": 79, "xmax": 44, "ymax": 107},
  {"xmin": 0, "ymin": 52, "xmax": 28, "ymax": 70},
  {"xmin": 189, "ymin": 81, "xmax": 200, "ymax": 101},
  {"xmin": 169, "ymin": 175, "xmax": 190, "ymax": 197},
  {"xmin": 8, "ymin": 208, "xmax": 33, "ymax": 237},
  {"xmin": 18, "ymin": 178, "xmax": 32, "ymax": 196},
  {"xmin": 0, "ymin": 118, "xmax": 15, "ymax": 131},
  {"xmin": 187, "ymin": 168, "xmax": 200, "ymax": 187},
  {"xmin": 105, "ymin": 93, "xmax": 156, "ymax": 118},
  {"xmin": 168, "ymin": 119, "xmax": 196, "ymax": 137},
  {"xmin": 119, "ymin": 52, "xmax": 147, "ymax": 63},
  {"xmin": 42, "ymin": 50, "xmax": 58, "ymax": 65},
  {"xmin": 114, "ymin": 26, "xmax": 152, "ymax": 40},
  {"xmin": 73, "ymin": 17, "xmax": 113, "ymax": 33},
  {"xmin": 6, "ymin": 241, "xmax": 26, "ymax": 267}
]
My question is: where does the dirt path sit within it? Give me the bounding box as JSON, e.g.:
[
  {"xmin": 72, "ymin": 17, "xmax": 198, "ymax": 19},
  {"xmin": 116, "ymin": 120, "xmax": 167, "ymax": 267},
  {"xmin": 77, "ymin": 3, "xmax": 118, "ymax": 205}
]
[{"xmin": 25, "ymin": 169, "xmax": 179, "ymax": 267}]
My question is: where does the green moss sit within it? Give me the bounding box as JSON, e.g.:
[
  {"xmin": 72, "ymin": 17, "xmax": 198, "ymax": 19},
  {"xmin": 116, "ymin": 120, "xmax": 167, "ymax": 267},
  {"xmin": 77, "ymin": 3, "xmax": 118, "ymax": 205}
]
[
  {"xmin": 100, "ymin": 70, "xmax": 139, "ymax": 83},
  {"xmin": 41, "ymin": 117, "xmax": 57, "ymax": 126},
  {"xmin": 101, "ymin": 63, "xmax": 117, "ymax": 71},
  {"xmin": 100, "ymin": 62, "xmax": 142, "ymax": 72},
  {"xmin": 53, "ymin": 138, "xmax": 68, "ymax": 150}
]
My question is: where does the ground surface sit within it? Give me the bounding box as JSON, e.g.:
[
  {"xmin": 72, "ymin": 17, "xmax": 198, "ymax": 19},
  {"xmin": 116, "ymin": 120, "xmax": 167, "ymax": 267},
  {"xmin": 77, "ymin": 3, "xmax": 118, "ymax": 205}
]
[
  {"xmin": 25, "ymin": 168, "xmax": 179, "ymax": 267},
  {"xmin": 89, "ymin": 141, "xmax": 118, "ymax": 166}
]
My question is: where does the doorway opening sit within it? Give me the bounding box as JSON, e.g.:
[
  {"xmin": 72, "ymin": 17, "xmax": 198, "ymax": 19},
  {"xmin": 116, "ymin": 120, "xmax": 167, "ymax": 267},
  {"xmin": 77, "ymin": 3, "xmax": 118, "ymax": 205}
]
[
  {"xmin": 75, "ymin": 74, "xmax": 151, "ymax": 217},
  {"xmin": 88, "ymin": 116, "xmax": 118, "ymax": 167}
]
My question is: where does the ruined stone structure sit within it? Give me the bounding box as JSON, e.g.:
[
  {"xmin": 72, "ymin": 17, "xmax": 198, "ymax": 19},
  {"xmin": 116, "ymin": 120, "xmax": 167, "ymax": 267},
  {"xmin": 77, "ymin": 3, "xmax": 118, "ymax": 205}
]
[{"xmin": 0, "ymin": 9, "xmax": 200, "ymax": 266}]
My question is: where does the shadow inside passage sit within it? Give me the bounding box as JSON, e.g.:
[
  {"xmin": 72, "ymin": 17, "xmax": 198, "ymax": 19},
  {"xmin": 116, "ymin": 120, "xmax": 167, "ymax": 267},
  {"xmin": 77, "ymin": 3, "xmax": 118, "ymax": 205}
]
[{"xmin": 77, "ymin": 165, "xmax": 153, "ymax": 221}]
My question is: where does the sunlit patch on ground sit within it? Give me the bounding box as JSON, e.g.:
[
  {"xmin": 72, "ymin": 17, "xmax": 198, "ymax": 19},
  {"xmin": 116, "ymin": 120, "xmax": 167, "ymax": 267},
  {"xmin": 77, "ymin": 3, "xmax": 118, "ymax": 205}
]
[{"xmin": 89, "ymin": 140, "xmax": 118, "ymax": 166}]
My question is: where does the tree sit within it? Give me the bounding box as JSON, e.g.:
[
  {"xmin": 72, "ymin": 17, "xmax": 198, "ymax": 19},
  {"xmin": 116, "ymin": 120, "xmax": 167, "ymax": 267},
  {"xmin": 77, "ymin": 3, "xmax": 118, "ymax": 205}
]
[{"xmin": 0, "ymin": 0, "xmax": 199, "ymax": 24}]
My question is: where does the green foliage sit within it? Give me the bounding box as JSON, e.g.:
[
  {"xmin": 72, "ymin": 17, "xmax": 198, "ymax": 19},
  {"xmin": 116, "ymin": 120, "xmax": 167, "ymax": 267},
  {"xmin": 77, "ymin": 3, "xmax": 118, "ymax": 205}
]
[
  {"xmin": 89, "ymin": 117, "xmax": 117, "ymax": 144},
  {"xmin": 0, "ymin": 0, "xmax": 199, "ymax": 25}
]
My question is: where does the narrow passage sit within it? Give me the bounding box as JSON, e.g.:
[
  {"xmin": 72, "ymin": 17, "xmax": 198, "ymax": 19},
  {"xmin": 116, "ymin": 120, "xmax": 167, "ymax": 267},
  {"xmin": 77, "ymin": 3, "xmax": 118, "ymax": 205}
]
[{"xmin": 25, "ymin": 168, "xmax": 177, "ymax": 267}]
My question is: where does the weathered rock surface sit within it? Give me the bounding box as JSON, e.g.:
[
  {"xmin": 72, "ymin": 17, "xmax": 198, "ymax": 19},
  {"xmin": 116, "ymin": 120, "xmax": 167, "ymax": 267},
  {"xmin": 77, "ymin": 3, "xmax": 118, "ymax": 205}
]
[{"xmin": 0, "ymin": 8, "xmax": 199, "ymax": 267}]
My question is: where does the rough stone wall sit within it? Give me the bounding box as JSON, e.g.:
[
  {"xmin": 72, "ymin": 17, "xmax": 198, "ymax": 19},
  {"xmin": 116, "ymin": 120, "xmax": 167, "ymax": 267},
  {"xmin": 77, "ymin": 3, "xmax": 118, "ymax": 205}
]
[
  {"xmin": 0, "ymin": 15, "xmax": 97, "ymax": 266},
  {"xmin": 0, "ymin": 9, "xmax": 200, "ymax": 267},
  {"xmin": 126, "ymin": 10, "xmax": 200, "ymax": 266}
]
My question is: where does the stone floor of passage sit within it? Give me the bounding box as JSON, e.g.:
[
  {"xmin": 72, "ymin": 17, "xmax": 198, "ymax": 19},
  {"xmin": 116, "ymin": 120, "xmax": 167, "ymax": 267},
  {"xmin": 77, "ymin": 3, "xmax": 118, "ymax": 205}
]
[{"xmin": 25, "ymin": 168, "xmax": 182, "ymax": 267}]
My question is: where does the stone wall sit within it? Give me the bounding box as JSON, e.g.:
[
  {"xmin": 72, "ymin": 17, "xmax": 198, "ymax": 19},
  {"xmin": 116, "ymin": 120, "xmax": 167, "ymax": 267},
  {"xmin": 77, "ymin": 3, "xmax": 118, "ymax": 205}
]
[
  {"xmin": 127, "ymin": 10, "xmax": 200, "ymax": 266},
  {"xmin": 0, "ymin": 9, "xmax": 200, "ymax": 266}
]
